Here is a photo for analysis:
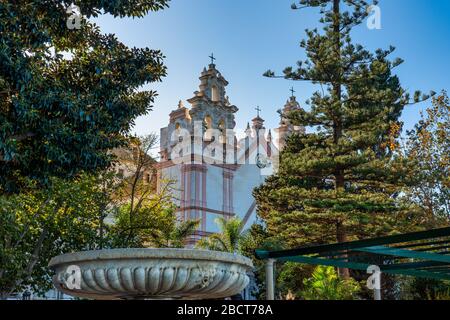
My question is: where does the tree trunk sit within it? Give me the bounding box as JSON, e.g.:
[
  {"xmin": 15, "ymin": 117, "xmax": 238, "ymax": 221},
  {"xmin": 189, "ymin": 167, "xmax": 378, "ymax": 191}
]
[
  {"xmin": 336, "ymin": 222, "xmax": 350, "ymax": 279},
  {"xmin": 8, "ymin": 227, "xmax": 49, "ymax": 298},
  {"xmin": 332, "ymin": 0, "xmax": 344, "ymax": 191},
  {"xmin": 331, "ymin": 0, "xmax": 351, "ymax": 280},
  {"xmin": 99, "ymin": 215, "xmax": 104, "ymax": 250}
]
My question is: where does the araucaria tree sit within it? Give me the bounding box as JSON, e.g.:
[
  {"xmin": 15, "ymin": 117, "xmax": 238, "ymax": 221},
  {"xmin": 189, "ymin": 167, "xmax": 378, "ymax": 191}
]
[
  {"xmin": 255, "ymin": 0, "xmax": 434, "ymax": 276},
  {"xmin": 0, "ymin": 1, "xmax": 168, "ymax": 193}
]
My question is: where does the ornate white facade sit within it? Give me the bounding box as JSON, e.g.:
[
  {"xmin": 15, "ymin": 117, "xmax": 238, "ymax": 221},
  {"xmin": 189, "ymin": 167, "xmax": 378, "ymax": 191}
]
[{"xmin": 157, "ymin": 62, "xmax": 303, "ymax": 245}]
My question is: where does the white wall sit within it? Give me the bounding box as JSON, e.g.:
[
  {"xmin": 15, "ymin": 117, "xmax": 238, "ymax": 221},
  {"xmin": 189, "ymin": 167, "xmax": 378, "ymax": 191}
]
[{"xmin": 233, "ymin": 164, "xmax": 265, "ymax": 229}]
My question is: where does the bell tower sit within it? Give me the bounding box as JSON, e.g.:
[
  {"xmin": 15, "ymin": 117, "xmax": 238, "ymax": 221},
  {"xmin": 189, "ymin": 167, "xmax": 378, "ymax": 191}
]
[
  {"xmin": 276, "ymin": 89, "xmax": 305, "ymax": 150},
  {"xmin": 158, "ymin": 57, "xmax": 243, "ymax": 246},
  {"xmin": 158, "ymin": 57, "xmax": 280, "ymax": 247},
  {"xmin": 187, "ymin": 58, "xmax": 238, "ymax": 133}
]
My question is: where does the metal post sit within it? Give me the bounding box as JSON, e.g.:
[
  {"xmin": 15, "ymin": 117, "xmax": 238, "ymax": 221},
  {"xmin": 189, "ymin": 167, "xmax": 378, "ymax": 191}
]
[{"xmin": 265, "ymin": 258, "xmax": 275, "ymax": 300}]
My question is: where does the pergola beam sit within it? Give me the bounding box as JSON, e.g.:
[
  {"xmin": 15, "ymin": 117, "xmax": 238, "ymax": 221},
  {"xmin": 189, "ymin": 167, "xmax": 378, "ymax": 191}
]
[
  {"xmin": 255, "ymin": 227, "xmax": 450, "ymax": 260},
  {"xmin": 355, "ymin": 246, "xmax": 450, "ymax": 263},
  {"xmin": 256, "ymin": 227, "xmax": 450, "ymax": 281},
  {"xmin": 276, "ymin": 255, "xmax": 450, "ymax": 281}
]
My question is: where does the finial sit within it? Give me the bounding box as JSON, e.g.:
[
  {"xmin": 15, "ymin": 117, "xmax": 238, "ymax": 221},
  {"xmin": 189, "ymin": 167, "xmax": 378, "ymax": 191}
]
[
  {"xmin": 178, "ymin": 100, "xmax": 184, "ymax": 109},
  {"xmin": 209, "ymin": 53, "xmax": 216, "ymax": 65},
  {"xmin": 255, "ymin": 106, "xmax": 262, "ymax": 117},
  {"xmin": 290, "ymin": 86, "xmax": 295, "ymax": 97},
  {"xmin": 246, "ymin": 122, "xmax": 250, "ymax": 130}
]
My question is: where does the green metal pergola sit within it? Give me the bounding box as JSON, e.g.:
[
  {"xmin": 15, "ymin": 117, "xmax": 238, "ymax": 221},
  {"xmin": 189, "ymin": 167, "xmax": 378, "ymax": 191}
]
[{"xmin": 256, "ymin": 227, "xmax": 450, "ymax": 300}]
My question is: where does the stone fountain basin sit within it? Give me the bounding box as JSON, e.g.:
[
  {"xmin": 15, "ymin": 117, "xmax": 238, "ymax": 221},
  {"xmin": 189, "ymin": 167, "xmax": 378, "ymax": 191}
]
[{"xmin": 49, "ymin": 248, "xmax": 254, "ymax": 300}]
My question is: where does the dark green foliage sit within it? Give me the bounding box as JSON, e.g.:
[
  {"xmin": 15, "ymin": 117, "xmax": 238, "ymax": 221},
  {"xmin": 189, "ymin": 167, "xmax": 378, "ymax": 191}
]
[
  {"xmin": 255, "ymin": 0, "xmax": 433, "ymax": 253},
  {"xmin": 277, "ymin": 262, "xmax": 315, "ymax": 299},
  {"xmin": 252, "ymin": 2, "xmax": 439, "ymax": 295},
  {"xmin": 400, "ymin": 277, "xmax": 450, "ymax": 300},
  {"xmin": 0, "ymin": 1, "xmax": 169, "ymax": 193}
]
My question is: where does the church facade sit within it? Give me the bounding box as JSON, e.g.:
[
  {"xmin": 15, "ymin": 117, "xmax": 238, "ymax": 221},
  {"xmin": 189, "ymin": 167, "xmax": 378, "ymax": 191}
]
[{"xmin": 156, "ymin": 62, "xmax": 304, "ymax": 245}]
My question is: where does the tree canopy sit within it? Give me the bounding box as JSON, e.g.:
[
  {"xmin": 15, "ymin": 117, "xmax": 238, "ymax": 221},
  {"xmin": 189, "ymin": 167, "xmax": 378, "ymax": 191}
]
[
  {"xmin": 255, "ymin": 0, "xmax": 436, "ymax": 279},
  {"xmin": 404, "ymin": 92, "xmax": 449, "ymax": 224},
  {"xmin": 0, "ymin": 1, "xmax": 169, "ymax": 193},
  {"xmin": 0, "ymin": 174, "xmax": 110, "ymax": 298}
]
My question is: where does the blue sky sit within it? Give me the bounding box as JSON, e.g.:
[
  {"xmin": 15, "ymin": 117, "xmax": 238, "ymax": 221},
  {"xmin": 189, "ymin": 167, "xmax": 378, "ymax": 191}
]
[{"xmin": 94, "ymin": 0, "xmax": 450, "ymax": 137}]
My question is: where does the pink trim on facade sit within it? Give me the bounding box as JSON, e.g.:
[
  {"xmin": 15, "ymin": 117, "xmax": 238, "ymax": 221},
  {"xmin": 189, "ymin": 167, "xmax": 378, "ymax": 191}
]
[
  {"xmin": 186, "ymin": 164, "xmax": 191, "ymax": 222},
  {"xmin": 222, "ymin": 169, "xmax": 234, "ymax": 215},
  {"xmin": 241, "ymin": 201, "xmax": 257, "ymax": 230},
  {"xmin": 175, "ymin": 206, "xmax": 235, "ymax": 217},
  {"xmin": 180, "ymin": 164, "xmax": 186, "ymax": 221},
  {"xmin": 209, "ymin": 162, "xmax": 240, "ymax": 171},
  {"xmin": 185, "ymin": 230, "xmax": 214, "ymax": 247},
  {"xmin": 202, "ymin": 166, "xmax": 207, "ymax": 232},
  {"xmin": 181, "ymin": 164, "xmax": 208, "ymax": 235},
  {"xmin": 155, "ymin": 159, "xmax": 176, "ymax": 170},
  {"xmin": 222, "ymin": 169, "xmax": 228, "ymax": 214},
  {"xmin": 194, "ymin": 169, "xmax": 198, "ymax": 221},
  {"xmin": 229, "ymin": 172, "xmax": 234, "ymax": 215}
]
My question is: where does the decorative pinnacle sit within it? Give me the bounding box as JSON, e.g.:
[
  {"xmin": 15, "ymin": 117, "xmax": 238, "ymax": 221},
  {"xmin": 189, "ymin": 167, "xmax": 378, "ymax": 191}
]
[
  {"xmin": 255, "ymin": 106, "xmax": 262, "ymax": 117},
  {"xmin": 209, "ymin": 53, "xmax": 216, "ymax": 65}
]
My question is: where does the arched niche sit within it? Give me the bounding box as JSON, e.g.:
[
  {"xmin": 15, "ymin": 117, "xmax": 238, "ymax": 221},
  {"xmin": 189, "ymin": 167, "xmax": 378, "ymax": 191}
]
[{"xmin": 203, "ymin": 115, "xmax": 214, "ymax": 141}]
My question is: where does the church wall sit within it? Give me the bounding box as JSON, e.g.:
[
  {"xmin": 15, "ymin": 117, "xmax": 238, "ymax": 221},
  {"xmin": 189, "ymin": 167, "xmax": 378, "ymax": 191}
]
[
  {"xmin": 160, "ymin": 165, "xmax": 183, "ymax": 207},
  {"xmin": 157, "ymin": 62, "xmax": 303, "ymax": 242},
  {"xmin": 205, "ymin": 213, "xmax": 222, "ymax": 233},
  {"xmin": 205, "ymin": 165, "xmax": 224, "ymax": 212},
  {"xmin": 233, "ymin": 164, "xmax": 265, "ymax": 228}
]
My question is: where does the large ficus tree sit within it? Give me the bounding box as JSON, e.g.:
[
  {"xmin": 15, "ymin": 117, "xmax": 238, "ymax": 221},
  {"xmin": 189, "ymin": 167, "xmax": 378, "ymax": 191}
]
[
  {"xmin": 255, "ymin": 0, "xmax": 434, "ymax": 277},
  {"xmin": 0, "ymin": 0, "xmax": 168, "ymax": 193}
]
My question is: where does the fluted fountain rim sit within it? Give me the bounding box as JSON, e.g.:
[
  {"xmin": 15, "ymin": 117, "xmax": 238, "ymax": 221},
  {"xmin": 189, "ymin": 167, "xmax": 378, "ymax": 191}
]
[{"xmin": 49, "ymin": 248, "xmax": 253, "ymax": 270}]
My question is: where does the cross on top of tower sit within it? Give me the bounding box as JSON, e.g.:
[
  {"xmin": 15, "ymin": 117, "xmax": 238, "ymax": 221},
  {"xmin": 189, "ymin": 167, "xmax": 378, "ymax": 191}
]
[
  {"xmin": 255, "ymin": 106, "xmax": 262, "ymax": 117},
  {"xmin": 209, "ymin": 53, "xmax": 216, "ymax": 65},
  {"xmin": 290, "ymin": 86, "xmax": 296, "ymax": 97}
]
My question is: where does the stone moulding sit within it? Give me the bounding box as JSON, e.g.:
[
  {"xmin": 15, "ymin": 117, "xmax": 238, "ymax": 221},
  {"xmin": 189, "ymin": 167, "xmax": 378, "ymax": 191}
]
[{"xmin": 48, "ymin": 248, "xmax": 254, "ymax": 300}]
